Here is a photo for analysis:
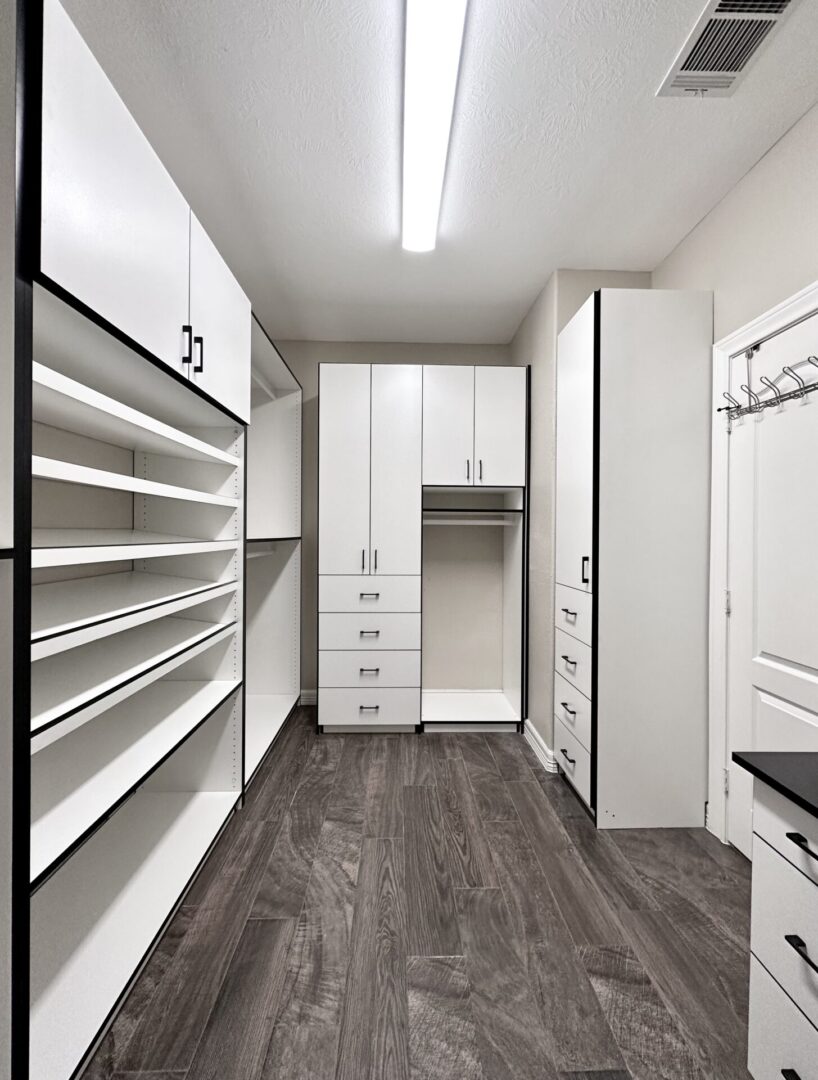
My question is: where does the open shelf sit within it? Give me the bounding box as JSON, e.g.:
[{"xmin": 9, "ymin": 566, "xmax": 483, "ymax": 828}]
[
  {"xmin": 31, "ymin": 616, "xmax": 237, "ymax": 736},
  {"xmin": 422, "ymin": 509, "xmax": 521, "ymax": 527},
  {"xmin": 32, "ymin": 529, "xmax": 240, "ymax": 567},
  {"xmin": 421, "ymin": 690, "xmax": 520, "ymax": 727},
  {"xmin": 32, "ymin": 573, "xmax": 237, "ymax": 657},
  {"xmin": 31, "ymin": 679, "xmax": 241, "ymax": 888},
  {"xmin": 245, "ymin": 692, "xmax": 299, "ymax": 780},
  {"xmin": 33, "ymin": 455, "xmax": 240, "ymax": 507},
  {"xmin": 33, "ymin": 362, "xmax": 238, "ymax": 465},
  {"xmin": 30, "ymin": 787, "xmax": 238, "ymax": 1080}
]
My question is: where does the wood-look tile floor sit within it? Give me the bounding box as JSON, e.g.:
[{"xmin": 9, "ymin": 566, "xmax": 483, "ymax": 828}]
[{"xmin": 85, "ymin": 709, "xmax": 752, "ymax": 1080}]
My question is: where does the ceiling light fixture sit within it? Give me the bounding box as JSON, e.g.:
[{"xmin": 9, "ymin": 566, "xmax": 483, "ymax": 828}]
[{"xmin": 401, "ymin": 0, "xmax": 469, "ymax": 253}]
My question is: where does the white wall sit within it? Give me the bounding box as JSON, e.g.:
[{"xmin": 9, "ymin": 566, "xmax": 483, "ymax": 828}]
[
  {"xmin": 653, "ymin": 103, "xmax": 818, "ymax": 341},
  {"xmin": 277, "ymin": 340, "xmax": 511, "ymax": 693}
]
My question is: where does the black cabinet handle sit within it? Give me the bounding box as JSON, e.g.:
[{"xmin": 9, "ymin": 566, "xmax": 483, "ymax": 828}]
[
  {"xmin": 182, "ymin": 324, "xmax": 193, "ymax": 365},
  {"xmin": 359, "ymin": 704, "xmax": 380, "ymax": 712},
  {"xmin": 360, "ymin": 592, "xmax": 380, "ymax": 599},
  {"xmin": 581, "ymin": 556, "xmax": 590, "ymax": 584},
  {"xmin": 361, "ymin": 548, "xmax": 365, "ymax": 572},
  {"xmin": 479, "ymin": 459, "xmax": 483, "ymax": 481},
  {"xmin": 561, "ymin": 702, "xmax": 576, "ymax": 716},
  {"xmin": 466, "ymin": 459, "xmax": 470, "ymax": 481},
  {"xmin": 193, "ymin": 334, "xmax": 204, "ymax": 373},
  {"xmin": 360, "ymin": 630, "xmax": 380, "ymax": 637},
  {"xmin": 786, "ymin": 832, "xmax": 818, "ymax": 863},
  {"xmin": 781, "ymin": 1070, "xmax": 801, "ymax": 1079},
  {"xmin": 560, "ymin": 748, "xmax": 576, "ymax": 766},
  {"xmin": 374, "ymin": 549, "xmax": 378, "ymax": 572},
  {"xmin": 785, "ymin": 934, "xmax": 818, "ymax": 976},
  {"xmin": 561, "ymin": 655, "xmax": 577, "ymax": 667},
  {"xmin": 561, "ymin": 607, "xmax": 577, "ymax": 618},
  {"xmin": 359, "ymin": 668, "xmax": 380, "ymax": 675}
]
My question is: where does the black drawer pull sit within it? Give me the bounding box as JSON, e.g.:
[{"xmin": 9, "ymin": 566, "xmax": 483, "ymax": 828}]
[
  {"xmin": 359, "ymin": 668, "xmax": 380, "ymax": 675},
  {"xmin": 360, "ymin": 592, "xmax": 380, "ymax": 600},
  {"xmin": 786, "ymin": 832, "xmax": 818, "ymax": 863},
  {"xmin": 781, "ymin": 1070, "xmax": 801, "ymax": 1079},
  {"xmin": 561, "ymin": 607, "xmax": 577, "ymax": 618},
  {"xmin": 785, "ymin": 934, "xmax": 818, "ymax": 976},
  {"xmin": 359, "ymin": 704, "xmax": 380, "ymax": 712},
  {"xmin": 560, "ymin": 748, "xmax": 576, "ymax": 766},
  {"xmin": 560, "ymin": 702, "xmax": 576, "ymax": 716},
  {"xmin": 360, "ymin": 630, "xmax": 381, "ymax": 637},
  {"xmin": 581, "ymin": 556, "xmax": 590, "ymax": 584},
  {"xmin": 561, "ymin": 655, "xmax": 577, "ymax": 667}
]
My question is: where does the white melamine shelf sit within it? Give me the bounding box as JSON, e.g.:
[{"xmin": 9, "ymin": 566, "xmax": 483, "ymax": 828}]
[
  {"xmin": 33, "ymin": 362, "xmax": 238, "ymax": 465},
  {"xmin": 31, "ymin": 679, "xmax": 240, "ymax": 886},
  {"xmin": 33, "ymin": 455, "xmax": 240, "ymax": 507},
  {"xmin": 31, "ymin": 616, "xmax": 237, "ymax": 736},
  {"xmin": 30, "ymin": 788, "xmax": 237, "ymax": 1080},
  {"xmin": 31, "ymin": 572, "xmax": 237, "ymax": 656},
  {"xmin": 244, "ymin": 692, "xmax": 298, "ymax": 781},
  {"xmin": 32, "ymin": 529, "xmax": 239, "ymax": 567},
  {"xmin": 421, "ymin": 690, "xmax": 520, "ymax": 726}
]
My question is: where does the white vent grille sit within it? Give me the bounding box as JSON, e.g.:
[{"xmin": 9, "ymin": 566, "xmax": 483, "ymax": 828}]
[{"xmin": 658, "ymin": 0, "xmax": 800, "ymax": 97}]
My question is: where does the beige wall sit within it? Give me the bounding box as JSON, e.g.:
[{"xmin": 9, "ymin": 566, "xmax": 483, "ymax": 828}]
[
  {"xmin": 653, "ymin": 103, "xmax": 818, "ymax": 341},
  {"xmin": 276, "ymin": 340, "xmax": 511, "ymax": 691},
  {"xmin": 511, "ymin": 269, "xmax": 650, "ymax": 751}
]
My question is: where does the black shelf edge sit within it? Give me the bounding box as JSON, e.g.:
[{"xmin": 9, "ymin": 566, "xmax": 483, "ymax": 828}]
[
  {"xmin": 246, "ymin": 535, "xmax": 302, "ymax": 543},
  {"xmin": 733, "ymin": 750, "xmax": 818, "ymax": 820}
]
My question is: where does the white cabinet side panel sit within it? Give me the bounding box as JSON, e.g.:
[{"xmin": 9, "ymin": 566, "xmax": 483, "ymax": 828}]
[
  {"xmin": 318, "ymin": 364, "xmax": 371, "ymax": 575},
  {"xmin": 370, "ymin": 365, "xmax": 421, "ymax": 575},
  {"xmin": 40, "ymin": 0, "xmax": 190, "ymax": 369},
  {"xmin": 474, "ymin": 366, "xmax": 527, "ymax": 487},
  {"xmin": 422, "ymin": 366, "xmax": 474, "ymax": 485},
  {"xmin": 246, "ymin": 542, "xmax": 300, "ymax": 697},
  {"xmin": 247, "ymin": 390, "xmax": 301, "ymax": 540}
]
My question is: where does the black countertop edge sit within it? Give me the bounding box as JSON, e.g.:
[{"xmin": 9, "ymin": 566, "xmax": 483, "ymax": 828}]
[{"xmin": 733, "ymin": 751, "xmax": 818, "ymax": 820}]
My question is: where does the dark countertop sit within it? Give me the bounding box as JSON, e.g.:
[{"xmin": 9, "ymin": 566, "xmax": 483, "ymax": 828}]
[{"xmin": 733, "ymin": 751, "xmax": 818, "ymax": 820}]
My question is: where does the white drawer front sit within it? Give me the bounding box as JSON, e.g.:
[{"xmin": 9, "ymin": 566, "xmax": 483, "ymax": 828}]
[
  {"xmin": 554, "ymin": 714, "xmax": 592, "ymax": 809},
  {"xmin": 319, "ymin": 650, "xmax": 420, "ymax": 688},
  {"xmin": 554, "ymin": 628, "xmax": 592, "ymax": 699},
  {"xmin": 749, "ymin": 956, "xmax": 818, "ymax": 1080},
  {"xmin": 318, "ymin": 613, "xmax": 421, "ymax": 651},
  {"xmin": 319, "ymin": 575, "xmax": 421, "ymax": 613},
  {"xmin": 755, "ymin": 781, "xmax": 818, "ymax": 890},
  {"xmin": 319, "ymin": 687, "xmax": 420, "ymax": 728},
  {"xmin": 553, "ymin": 672, "xmax": 592, "ymax": 752},
  {"xmin": 751, "ymin": 835, "xmax": 818, "ymax": 1030},
  {"xmin": 555, "ymin": 584, "xmax": 593, "ymax": 647}
]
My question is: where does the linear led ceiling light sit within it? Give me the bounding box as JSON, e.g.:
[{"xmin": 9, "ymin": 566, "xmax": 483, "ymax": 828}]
[{"xmin": 402, "ymin": 0, "xmax": 469, "ymax": 253}]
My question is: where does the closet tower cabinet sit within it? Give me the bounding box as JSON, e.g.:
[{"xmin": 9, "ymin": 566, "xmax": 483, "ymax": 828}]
[{"xmin": 554, "ymin": 289, "xmax": 712, "ymax": 828}]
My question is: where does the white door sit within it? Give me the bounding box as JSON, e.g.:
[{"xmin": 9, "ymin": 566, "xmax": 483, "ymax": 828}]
[
  {"xmin": 725, "ymin": 317, "xmax": 818, "ymax": 858},
  {"xmin": 189, "ymin": 215, "xmax": 251, "ymax": 421},
  {"xmin": 422, "ymin": 366, "xmax": 475, "ymax": 485},
  {"xmin": 555, "ymin": 298, "xmax": 595, "ymax": 593},
  {"xmin": 370, "ymin": 365, "xmax": 422, "ymax": 575},
  {"xmin": 319, "ymin": 364, "xmax": 371, "ymax": 575},
  {"xmin": 40, "ymin": 0, "xmax": 190, "ymax": 371},
  {"xmin": 474, "ymin": 367, "xmax": 526, "ymax": 486}
]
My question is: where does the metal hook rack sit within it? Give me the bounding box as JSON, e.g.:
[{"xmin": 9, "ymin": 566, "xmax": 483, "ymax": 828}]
[{"xmin": 717, "ymin": 354, "xmax": 818, "ymax": 419}]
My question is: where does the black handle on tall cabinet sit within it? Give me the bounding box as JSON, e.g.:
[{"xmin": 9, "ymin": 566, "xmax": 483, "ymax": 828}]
[
  {"xmin": 581, "ymin": 556, "xmax": 590, "ymax": 585},
  {"xmin": 182, "ymin": 325, "xmax": 193, "ymax": 365},
  {"xmin": 781, "ymin": 1070, "xmax": 801, "ymax": 1079},
  {"xmin": 193, "ymin": 335, "xmax": 204, "ymax": 373}
]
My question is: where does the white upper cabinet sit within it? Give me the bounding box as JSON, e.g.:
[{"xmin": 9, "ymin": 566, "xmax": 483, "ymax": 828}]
[
  {"xmin": 188, "ymin": 215, "xmax": 251, "ymax": 421},
  {"xmin": 370, "ymin": 365, "xmax": 422, "ymax": 575},
  {"xmin": 422, "ymin": 366, "xmax": 475, "ymax": 485},
  {"xmin": 318, "ymin": 365, "xmax": 371, "ymax": 575},
  {"xmin": 40, "ymin": 0, "xmax": 190, "ymax": 372},
  {"xmin": 474, "ymin": 367, "xmax": 527, "ymax": 486},
  {"xmin": 555, "ymin": 298, "xmax": 595, "ymax": 592}
]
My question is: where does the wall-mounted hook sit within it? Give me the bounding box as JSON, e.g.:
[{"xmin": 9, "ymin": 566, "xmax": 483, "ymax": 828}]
[
  {"xmin": 740, "ymin": 384, "xmax": 761, "ymax": 411},
  {"xmin": 759, "ymin": 375, "xmax": 782, "ymax": 404},
  {"xmin": 807, "ymin": 356, "xmax": 818, "ymax": 373},
  {"xmin": 721, "ymin": 392, "xmax": 742, "ymax": 412},
  {"xmin": 783, "ymin": 366, "xmax": 806, "ymax": 396}
]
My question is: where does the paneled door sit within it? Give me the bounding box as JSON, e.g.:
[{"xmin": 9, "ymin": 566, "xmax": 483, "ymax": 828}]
[
  {"xmin": 318, "ymin": 364, "xmax": 371, "ymax": 575},
  {"xmin": 555, "ymin": 298, "xmax": 595, "ymax": 593},
  {"xmin": 474, "ymin": 367, "xmax": 526, "ymax": 486},
  {"xmin": 422, "ymin": 366, "xmax": 475, "ymax": 485},
  {"xmin": 370, "ymin": 365, "xmax": 422, "ymax": 574},
  {"xmin": 725, "ymin": 315, "xmax": 818, "ymax": 858}
]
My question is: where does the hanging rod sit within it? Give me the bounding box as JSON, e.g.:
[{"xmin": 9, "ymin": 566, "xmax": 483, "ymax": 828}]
[{"xmin": 717, "ymin": 356, "xmax": 818, "ymax": 419}]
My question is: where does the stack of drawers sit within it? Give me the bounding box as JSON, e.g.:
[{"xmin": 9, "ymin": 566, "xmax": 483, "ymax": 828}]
[
  {"xmin": 318, "ymin": 576, "xmax": 421, "ymax": 728},
  {"xmin": 553, "ymin": 584, "xmax": 593, "ymax": 808},
  {"xmin": 748, "ymin": 783, "xmax": 818, "ymax": 1079}
]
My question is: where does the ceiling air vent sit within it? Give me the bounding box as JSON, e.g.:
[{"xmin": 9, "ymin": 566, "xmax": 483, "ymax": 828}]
[{"xmin": 657, "ymin": 0, "xmax": 801, "ymax": 98}]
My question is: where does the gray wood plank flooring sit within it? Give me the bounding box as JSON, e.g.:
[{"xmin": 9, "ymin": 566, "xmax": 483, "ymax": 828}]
[{"xmin": 84, "ymin": 710, "xmax": 751, "ymax": 1080}]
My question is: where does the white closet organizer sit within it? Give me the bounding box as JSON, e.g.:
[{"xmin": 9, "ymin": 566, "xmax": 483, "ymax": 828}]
[
  {"xmin": 317, "ymin": 363, "xmax": 528, "ymax": 732},
  {"xmin": 554, "ymin": 289, "xmax": 712, "ymax": 828},
  {"xmin": 28, "ymin": 285, "xmax": 246, "ymax": 1080},
  {"xmin": 244, "ymin": 319, "xmax": 302, "ymax": 781}
]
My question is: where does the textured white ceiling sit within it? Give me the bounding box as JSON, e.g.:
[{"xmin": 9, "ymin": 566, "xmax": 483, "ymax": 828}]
[{"xmin": 63, "ymin": 0, "xmax": 818, "ymax": 343}]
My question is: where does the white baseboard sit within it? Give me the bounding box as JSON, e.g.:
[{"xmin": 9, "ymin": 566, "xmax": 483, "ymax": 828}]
[
  {"xmin": 524, "ymin": 720, "xmax": 559, "ymax": 773},
  {"xmin": 300, "ymin": 689, "xmax": 317, "ymax": 706}
]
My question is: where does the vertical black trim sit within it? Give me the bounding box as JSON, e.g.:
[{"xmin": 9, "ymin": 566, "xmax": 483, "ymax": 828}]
[
  {"xmin": 520, "ymin": 364, "xmax": 531, "ymax": 730},
  {"xmin": 419, "ymin": 365, "xmax": 425, "ymax": 730},
  {"xmin": 315, "ymin": 363, "xmax": 321, "ymax": 732},
  {"xmin": 590, "ymin": 292, "xmax": 601, "ymax": 818},
  {"xmin": 240, "ymin": 426, "xmax": 247, "ymax": 804}
]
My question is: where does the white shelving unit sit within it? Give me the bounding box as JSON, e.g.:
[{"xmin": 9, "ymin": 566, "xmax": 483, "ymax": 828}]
[{"xmin": 244, "ymin": 319, "xmax": 302, "ymax": 781}]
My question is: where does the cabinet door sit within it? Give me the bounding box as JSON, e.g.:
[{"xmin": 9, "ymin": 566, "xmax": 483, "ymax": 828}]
[
  {"xmin": 474, "ymin": 367, "xmax": 527, "ymax": 486},
  {"xmin": 41, "ymin": 0, "xmax": 190, "ymax": 371},
  {"xmin": 188, "ymin": 215, "xmax": 251, "ymax": 421},
  {"xmin": 422, "ymin": 366, "xmax": 475, "ymax": 485},
  {"xmin": 555, "ymin": 297, "xmax": 595, "ymax": 592},
  {"xmin": 371, "ymin": 365, "xmax": 422, "ymax": 574},
  {"xmin": 319, "ymin": 365, "xmax": 371, "ymax": 575}
]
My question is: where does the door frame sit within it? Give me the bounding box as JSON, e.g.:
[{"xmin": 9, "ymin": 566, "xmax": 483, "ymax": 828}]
[{"xmin": 708, "ymin": 279, "xmax": 818, "ymax": 842}]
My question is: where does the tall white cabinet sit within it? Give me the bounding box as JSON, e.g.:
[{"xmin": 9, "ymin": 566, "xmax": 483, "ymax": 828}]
[
  {"xmin": 554, "ymin": 289, "xmax": 712, "ymax": 828},
  {"xmin": 318, "ymin": 363, "xmax": 529, "ymax": 731}
]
